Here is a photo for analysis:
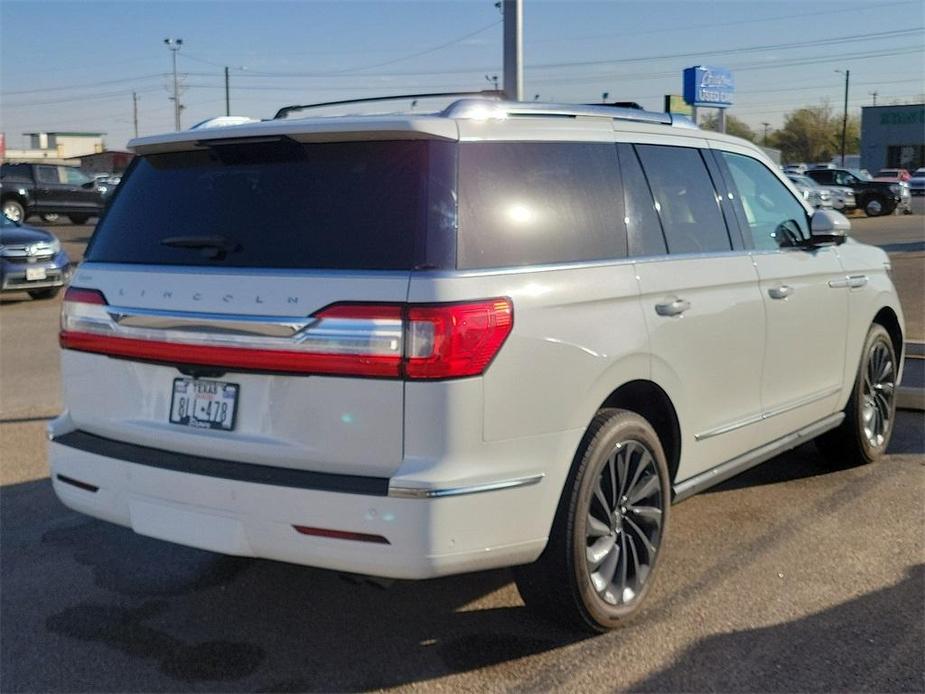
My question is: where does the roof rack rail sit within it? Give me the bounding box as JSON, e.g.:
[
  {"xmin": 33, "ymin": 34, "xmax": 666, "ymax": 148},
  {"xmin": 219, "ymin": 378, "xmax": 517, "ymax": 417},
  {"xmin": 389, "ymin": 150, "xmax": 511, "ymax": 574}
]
[
  {"xmin": 274, "ymin": 90, "xmax": 503, "ymax": 120},
  {"xmin": 441, "ymin": 98, "xmax": 673, "ymax": 125}
]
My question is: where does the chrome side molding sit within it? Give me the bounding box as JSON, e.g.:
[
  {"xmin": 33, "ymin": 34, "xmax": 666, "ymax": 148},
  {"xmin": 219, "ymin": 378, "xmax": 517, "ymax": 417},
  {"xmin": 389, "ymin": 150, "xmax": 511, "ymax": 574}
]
[
  {"xmin": 674, "ymin": 412, "xmax": 845, "ymax": 502},
  {"xmin": 389, "ymin": 473, "xmax": 544, "ymax": 499},
  {"xmin": 695, "ymin": 385, "xmax": 841, "ymax": 441}
]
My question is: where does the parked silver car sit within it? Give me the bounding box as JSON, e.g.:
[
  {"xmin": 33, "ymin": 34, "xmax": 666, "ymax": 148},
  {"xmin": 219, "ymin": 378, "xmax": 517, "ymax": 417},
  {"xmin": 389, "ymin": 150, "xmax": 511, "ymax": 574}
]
[{"xmin": 787, "ymin": 174, "xmax": 833, "ymax": 209}]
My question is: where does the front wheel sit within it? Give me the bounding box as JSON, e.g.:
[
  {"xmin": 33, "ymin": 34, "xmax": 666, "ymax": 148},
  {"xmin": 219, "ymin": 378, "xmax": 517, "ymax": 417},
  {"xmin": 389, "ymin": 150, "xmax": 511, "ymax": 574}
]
[
  {"xmin": 817, "ymin": 324, "xmax": 897, "ymax": 466},
  {"xmin": 514, "ymin": 408, "xmax": 670, "ymax": 632},
  {"xmin": 2, "ymin": 199, "xmax": 25, "ymax": 223}
]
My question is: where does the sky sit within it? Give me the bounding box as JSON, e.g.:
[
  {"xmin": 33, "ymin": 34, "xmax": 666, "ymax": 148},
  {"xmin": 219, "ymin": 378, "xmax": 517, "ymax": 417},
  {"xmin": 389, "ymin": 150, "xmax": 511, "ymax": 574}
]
[{"xmin": 2, "ymin": 0, "xmax": 924, "ymax": 150}]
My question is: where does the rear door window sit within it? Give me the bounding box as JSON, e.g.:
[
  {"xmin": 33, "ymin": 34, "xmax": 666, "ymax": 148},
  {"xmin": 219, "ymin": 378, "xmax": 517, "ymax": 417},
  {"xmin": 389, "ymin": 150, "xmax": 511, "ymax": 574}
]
[
  {"xmin": 635, "ymin": 145, "xmax": 731, "ymax": 254},
  {"xmin": 86, "ymin": 139, "xmax": 454, "ymax": 270},
  {"xmin": 457, "ymin": 142, "xmax": 625, "ymax": 269},
  {"xmin": 616, "ymin": 143, "xmax": 667, "ymax": 257}
]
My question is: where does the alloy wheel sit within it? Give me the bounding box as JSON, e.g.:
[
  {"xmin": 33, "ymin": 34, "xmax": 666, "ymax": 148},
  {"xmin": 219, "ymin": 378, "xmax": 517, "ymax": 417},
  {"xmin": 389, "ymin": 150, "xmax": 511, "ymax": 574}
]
[
  {"xmin": 3, "ymin": 203, "xmax": 23, "ymax": 222},
  {"xmin": 862, "ymin": 340, "xmax": 895, "ymax": 448},
  {"xmin": 585, "ymin": 440, "xmax": 664, "ymax": 607}
]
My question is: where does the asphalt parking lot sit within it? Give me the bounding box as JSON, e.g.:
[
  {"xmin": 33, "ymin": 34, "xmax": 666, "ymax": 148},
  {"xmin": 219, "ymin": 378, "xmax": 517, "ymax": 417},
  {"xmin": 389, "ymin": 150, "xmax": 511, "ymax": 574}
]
[{"xmin": 1, "ymin": 215, "xmax": 923, "ymax": 692}]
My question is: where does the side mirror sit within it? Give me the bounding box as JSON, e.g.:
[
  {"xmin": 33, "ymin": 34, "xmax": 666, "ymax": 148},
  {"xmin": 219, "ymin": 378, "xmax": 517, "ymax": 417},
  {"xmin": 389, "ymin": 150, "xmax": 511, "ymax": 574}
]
[{"xmin": 809, "ymin": 209, "xmax": 849, "ymax": 245}]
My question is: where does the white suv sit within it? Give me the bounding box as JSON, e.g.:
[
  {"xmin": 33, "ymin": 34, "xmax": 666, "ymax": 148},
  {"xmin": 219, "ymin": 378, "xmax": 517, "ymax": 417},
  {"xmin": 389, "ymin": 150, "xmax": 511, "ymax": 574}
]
[{"xmin": 49, "ymin": 98, "xmax": 904, "ymax": 632}]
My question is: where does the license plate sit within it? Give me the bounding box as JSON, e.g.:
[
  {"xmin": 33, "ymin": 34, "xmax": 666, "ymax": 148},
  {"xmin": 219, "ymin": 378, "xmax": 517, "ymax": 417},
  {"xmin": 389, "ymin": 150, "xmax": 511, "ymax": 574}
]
[
  {"xmin": 169, "ymin": 379, "xmax": 239, "ymax": 431},
  {"xmin": 25, "ymin": 267, "xmax": 47, "ymax": 281}
]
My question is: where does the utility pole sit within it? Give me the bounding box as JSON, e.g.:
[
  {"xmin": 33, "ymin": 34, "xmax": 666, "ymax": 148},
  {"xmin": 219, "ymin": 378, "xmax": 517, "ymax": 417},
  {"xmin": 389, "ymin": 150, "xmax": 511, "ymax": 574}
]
[
  {"xmin": 225, "ymin": 66, "xmax": 231, "ymax": 116},
  {"xmin": 839, "ymin": 69, "xmax": 850, "ymax": 166},
  {"xmin": 132, "ymin": 91, "xmax": 139, "ymax": 138},
  {"xmin": 761, "ymin": 121, "xmax": 770, "ymax": 144},
  {"xmin": 870, "ymin": 91, "xmax": 878, "ymax": 106},
  {"xmin": 502, "ymin": 0, "xmax": 523, "ymax": 100},
  {"xmin": 164, "ymin": 38, "xmax": 183, "ymax": 130}
]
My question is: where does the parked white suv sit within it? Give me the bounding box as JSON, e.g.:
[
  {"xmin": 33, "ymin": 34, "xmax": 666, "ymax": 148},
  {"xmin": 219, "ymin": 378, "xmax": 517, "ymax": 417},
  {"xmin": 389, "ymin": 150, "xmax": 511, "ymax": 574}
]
[{"xmin": 49, "ymin": 98, "xmax": 905, "ymax": 632}]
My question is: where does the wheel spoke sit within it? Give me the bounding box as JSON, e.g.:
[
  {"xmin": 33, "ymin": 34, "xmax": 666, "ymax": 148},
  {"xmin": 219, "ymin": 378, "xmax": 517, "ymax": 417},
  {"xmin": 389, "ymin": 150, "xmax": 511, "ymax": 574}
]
[
  {"xmin": 587, "ymin": 514, "xmax": 611, "ymax": 538},
  {"xmin": 616, "ymin": 445, "xmax": 631, "ymax": 500},
  {"xmin": 628, "ymin": 472, "xmax": 659, "ymax": 505},
  {"xmin": 624, "ymin": 516, "xmax": 656, "ymax": 559},
  {"xmin": 607, "ymin": 451, "xmax": 618, "ymax": 508},
  {"xmin": 587, "ymin": 535, "xmax": 616, "ymax": 569},
  {"xmin": 616, "ymin": 533, "xmax": 628, "ymax": 601},
  {"xmin": 594, "ymin": 539, "xmax": 620, "ymax": 591},
  {"xmin": 626, "ymin": 529, "xmax": 641, "ymax": 595},
  {"xmin": 878, "ymin": 357, "xmax": 893, "ymax": 383},
  {"xmin": 624, "ymin": 446, "xmax": 646, "ymax": 502},
  {"xmin": 593, "ymin": 479, "xmax": 611, "ymax": 515},
  {"xmin": 629, "ymin": 504, "xmax": 662, "ymax": 527}
]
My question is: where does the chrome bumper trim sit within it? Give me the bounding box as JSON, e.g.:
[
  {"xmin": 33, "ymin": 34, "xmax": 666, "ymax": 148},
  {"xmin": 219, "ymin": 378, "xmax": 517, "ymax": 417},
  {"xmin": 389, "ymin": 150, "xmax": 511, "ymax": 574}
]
[{"xmin": 389, "ymin": 474, "xmax": 545, "ymax": 499}]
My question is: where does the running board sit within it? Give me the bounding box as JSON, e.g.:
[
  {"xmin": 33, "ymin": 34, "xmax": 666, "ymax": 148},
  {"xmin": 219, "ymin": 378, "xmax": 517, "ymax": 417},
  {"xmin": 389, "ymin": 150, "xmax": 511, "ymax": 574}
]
[{"xmin": 672, "ymin": 412, "xmax": 845, "ymax": 502}]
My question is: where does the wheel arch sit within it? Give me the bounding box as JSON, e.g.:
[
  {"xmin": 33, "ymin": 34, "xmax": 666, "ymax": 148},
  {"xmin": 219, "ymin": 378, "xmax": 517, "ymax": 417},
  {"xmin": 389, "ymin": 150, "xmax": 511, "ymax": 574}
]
[
  {"xmin": 598, "ymin": 380, "xmax": 682, "ymax": 484},
  {"xmin": 873, "ymin": 305, "xmax": 904, "ymax": 363}
]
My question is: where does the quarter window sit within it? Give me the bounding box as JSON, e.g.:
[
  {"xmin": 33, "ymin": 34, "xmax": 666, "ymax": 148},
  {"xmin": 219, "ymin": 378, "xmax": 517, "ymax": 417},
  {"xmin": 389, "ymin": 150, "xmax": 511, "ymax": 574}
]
[
  {"xmin": 634, "ymin": 145, "xmax": 731, "ymax": 254},
  {"xmin": 457, "ymin": 142, "xmax": 625, "ymax": 269},
  {"xmin": 719, "ymin": 152, "xmax": 809, "ymax": 251}
]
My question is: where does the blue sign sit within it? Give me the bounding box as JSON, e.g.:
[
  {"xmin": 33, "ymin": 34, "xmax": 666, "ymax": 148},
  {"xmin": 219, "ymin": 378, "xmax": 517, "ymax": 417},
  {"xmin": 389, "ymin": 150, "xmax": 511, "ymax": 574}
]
[{"xmin": 683, "ymin": 66, "xmax": 735, "ymax": 108}]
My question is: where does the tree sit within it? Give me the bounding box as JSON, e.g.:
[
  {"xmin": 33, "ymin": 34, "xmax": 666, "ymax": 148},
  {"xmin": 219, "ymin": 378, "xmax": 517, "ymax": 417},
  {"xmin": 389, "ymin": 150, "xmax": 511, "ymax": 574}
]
[
  {"xmin": 768, "ymin": 102, "xmax": 859, "ymax": 164},
  {"xmin": 700, "ymin": 112, "xmax": 757, "ymax": 142}
]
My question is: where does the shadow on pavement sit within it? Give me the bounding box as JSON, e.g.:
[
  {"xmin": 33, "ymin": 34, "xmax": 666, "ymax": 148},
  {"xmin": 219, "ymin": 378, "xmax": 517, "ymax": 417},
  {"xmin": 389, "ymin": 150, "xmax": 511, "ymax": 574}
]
[
  {"xmin": 1, "ymin": 478, "xmax": 587, "ymax": 691},
  {"xmin": 633, "ymin": 564, "xmax": 925, "ymax": 692}
]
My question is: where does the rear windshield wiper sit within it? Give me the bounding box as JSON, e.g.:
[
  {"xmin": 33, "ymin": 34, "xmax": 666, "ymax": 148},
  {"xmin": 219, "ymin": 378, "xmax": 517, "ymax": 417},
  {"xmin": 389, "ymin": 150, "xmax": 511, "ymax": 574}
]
[{"xmin": 160, "ymin": 235, "xmax": 241, "ymax": 259}]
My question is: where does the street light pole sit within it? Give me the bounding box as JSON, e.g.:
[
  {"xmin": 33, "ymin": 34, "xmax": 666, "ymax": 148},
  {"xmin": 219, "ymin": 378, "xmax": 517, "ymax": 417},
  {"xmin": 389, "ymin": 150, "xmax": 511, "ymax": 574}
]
[
  {"xmin": 502, "ymin": 0, "xmax": 523, "ymax": 100},
  {"xmin": 840, "ymin": 68, "xmax": 850, "ymax": 167},
  {"xmin": 225, "ymin": 66, "xmax": 230, "ymax": 116},
  {"xmin": 164, "ymin": 38, "xmax": 183, "ymax": 131},
  {"xmin": 132, "ymin": 91, "xmax": 139, "ymax": 138}
]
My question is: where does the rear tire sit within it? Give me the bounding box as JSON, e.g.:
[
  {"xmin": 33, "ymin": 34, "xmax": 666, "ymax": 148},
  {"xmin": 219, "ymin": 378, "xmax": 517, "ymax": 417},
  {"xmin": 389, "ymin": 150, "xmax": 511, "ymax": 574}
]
[
  {"xmin": 816, "ymin": 324, "xmax": 897, "ymax": 467},
  {"xmin": 514, "ymin": 408, "xmax": 670, "ymax": 632},
  {"xmin": 865, "ymin": 197, "xmax": 886, "ymax": 217},
  {"xmin": 68, "ymin": 215, "xmax": 90, "ymax": 225},
  {"xmin": 28, "ymin": 287, "xmax": 61, "ymax": 300}
]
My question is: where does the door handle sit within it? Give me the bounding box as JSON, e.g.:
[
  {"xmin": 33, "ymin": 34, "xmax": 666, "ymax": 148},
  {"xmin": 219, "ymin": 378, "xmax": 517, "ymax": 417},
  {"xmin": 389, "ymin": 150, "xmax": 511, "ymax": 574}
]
[
  {"xmin": 655, "ymin": 298, "xmax": 691, "ymax": 317},
  {"xmin": 829, "ymin": 275, "xmax": 868, "ymax": 289},
  {"xmin": 768, "ymin": 285, "xmax": 793, "ymax": 300}
]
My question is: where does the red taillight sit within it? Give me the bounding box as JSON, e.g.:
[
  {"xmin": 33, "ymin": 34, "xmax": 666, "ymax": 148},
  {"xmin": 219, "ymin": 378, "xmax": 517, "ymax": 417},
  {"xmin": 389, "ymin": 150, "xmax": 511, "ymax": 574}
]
[
  {"xmin": 59, "ymin": 293, "xmax": 513, "ymax": 380},
  {"xmin": 405, "ymin": 299, "xmax": 514, "ymax": 379},
  {"xmin": 64, "ymin": 287, "xmax": 107, "ymax": 305}
]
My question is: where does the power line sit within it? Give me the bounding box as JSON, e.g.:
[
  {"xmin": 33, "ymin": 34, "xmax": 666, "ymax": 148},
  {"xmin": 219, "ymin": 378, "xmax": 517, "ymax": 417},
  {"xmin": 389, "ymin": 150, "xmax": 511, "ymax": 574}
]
[
  {"xmin": 529, "ymin": 0, "xmax": 919, "ymax": 44},
  {"xmin": 1, "ymin": 73, "xmax": 167, "ymax": 96}
]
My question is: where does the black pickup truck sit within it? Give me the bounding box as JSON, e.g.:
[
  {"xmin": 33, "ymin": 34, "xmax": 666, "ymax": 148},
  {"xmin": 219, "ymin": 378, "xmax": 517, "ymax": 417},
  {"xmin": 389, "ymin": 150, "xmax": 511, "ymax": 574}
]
[
  {"xmin": 1, "ymin": 162, "xmax": 104, "ymax": 224},
  {"xmin": 805, "ymin": 167, "xmax": 909, "ymax": 217}
]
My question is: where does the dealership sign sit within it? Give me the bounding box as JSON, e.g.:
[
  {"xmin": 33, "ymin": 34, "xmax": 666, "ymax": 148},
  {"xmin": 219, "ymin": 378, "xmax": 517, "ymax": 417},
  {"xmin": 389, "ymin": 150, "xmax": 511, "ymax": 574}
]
[{"xmin": 683, "ymin": 66, "xmax": 735, "ymax": 108}]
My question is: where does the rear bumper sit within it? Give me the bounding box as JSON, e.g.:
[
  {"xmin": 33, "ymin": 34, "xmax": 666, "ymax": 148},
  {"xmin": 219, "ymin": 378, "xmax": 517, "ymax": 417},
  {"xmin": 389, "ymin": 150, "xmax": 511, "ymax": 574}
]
[{"xmin": 48, "ymin": 429, "xmax": 552, "ymax": 580}]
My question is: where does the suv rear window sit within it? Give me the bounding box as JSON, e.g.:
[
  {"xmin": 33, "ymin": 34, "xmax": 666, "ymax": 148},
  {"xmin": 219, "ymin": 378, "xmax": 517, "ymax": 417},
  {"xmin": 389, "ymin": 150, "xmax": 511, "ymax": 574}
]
[{"xmin": 86, "ymin": 139, "xmax": 454, "ymax": 270}]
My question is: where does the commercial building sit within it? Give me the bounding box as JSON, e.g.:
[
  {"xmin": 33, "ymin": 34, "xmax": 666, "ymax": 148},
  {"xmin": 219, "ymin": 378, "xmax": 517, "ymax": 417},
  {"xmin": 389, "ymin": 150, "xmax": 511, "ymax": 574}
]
[
  {"xmin": 2, "ymin": 131, "xmax": 105, "ymax": 163},
  {"xmin": 860, "ymin": 104, "xmax": 925, "ymax": 173}
]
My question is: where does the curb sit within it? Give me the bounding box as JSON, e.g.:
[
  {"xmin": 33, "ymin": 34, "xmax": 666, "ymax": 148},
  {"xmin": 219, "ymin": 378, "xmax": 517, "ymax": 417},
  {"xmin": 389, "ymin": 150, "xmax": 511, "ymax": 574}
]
[
  {"xmin": 897, "ymin": 387, "xmax": 924, "ymax": 411},
  {"xmin": 898, "ymin": 341, "xmax": 924, "ymax": 411}
]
